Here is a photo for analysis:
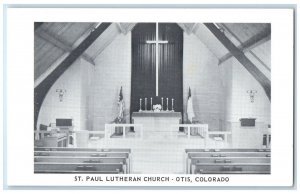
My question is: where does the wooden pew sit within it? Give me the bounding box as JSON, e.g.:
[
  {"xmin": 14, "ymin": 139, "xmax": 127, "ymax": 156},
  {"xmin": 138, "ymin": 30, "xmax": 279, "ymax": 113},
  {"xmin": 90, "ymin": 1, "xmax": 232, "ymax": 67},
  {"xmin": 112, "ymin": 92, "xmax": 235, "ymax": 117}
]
[
  {"xmin": 190, "ymin": 157, "xmax": 270, "ymax": 164},
  {"xmin": 188, "ymin": 152, "xmax": 271, "ymax": 158},
  {"xmin": 34, "ymin": 156, "xmax": 127, "ymax": 164},
  {"xmin": 185, "ymin": 149, "xmax": 271, "ymax": 174},
  {"xmin": 192, "ymin": 163, "xmax": 270, "ymax": 174},
  {"xmin": 34, "ymin": 151, "xmax": 130, "ymax": 157},
  {"xmin": 34, "ymin": 156, "xmax": 128, "ymax": 173},
  {"xmin": 34, "ymin": 147, "xmax": 131, "ymax": 153},
  {"xmin": 35, "ymin": 163, "xmax": 124, "ymax": 174},
  {"xmin": 185, "ymin": 148, "xmax": 271, "ymax": 153},
  {"xmin": 34, "ymin": 147, "xmax": 131, "ymax": 174}
]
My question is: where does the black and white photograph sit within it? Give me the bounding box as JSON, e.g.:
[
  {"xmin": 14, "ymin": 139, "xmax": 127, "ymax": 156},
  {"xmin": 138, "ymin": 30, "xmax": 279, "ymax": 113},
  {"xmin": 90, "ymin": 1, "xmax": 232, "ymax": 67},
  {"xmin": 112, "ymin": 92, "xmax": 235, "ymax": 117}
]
[
  {"xmin": 3, "ymin": 5, "xmax": 295, "ymax": 188},
  {"xmin": 33, "ymin": 22, "xmax": 271, "ymax": 175}
]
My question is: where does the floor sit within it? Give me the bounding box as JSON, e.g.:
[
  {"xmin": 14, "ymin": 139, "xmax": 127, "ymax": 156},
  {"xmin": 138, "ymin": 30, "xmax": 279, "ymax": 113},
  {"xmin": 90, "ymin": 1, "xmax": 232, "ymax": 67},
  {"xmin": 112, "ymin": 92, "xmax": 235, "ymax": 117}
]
[{"xmin": 83, "ymin": 131, "xmax": 230, "ymax": 174}]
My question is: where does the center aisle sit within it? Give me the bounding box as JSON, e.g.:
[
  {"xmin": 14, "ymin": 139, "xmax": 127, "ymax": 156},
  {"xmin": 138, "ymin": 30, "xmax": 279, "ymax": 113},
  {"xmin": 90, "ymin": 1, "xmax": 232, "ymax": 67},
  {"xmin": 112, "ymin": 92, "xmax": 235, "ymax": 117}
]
[{"xmin": 92, "ymin": 135, "xmax": 228, "ymax": 174}]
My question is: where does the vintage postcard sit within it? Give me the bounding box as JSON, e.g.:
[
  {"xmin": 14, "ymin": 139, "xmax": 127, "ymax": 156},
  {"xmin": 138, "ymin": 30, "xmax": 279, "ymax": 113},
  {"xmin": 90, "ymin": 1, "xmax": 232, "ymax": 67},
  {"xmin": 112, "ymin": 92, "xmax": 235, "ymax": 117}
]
[{"xmin": 3, "ymin": 3, "xmax": 295, "ymax": 189}]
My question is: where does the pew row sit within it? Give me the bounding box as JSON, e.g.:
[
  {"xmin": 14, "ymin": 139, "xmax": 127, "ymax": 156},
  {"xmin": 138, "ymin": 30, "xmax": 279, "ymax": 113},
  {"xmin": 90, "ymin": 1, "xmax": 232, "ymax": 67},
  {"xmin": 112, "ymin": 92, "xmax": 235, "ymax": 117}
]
[
  {"xmin": 185, "ymin": 149, "xmax": 271, "ymax": 174},
  {"xmin": 35, "ymin": 163, "xmax": 124, "ymax": 174},
  {"xmin": 34, "ymin": 147, "xmax": 131, "ymax": 153},
  {"xmin": 34, "ymin": 147, "xmax": 131, "ymax": 174}
]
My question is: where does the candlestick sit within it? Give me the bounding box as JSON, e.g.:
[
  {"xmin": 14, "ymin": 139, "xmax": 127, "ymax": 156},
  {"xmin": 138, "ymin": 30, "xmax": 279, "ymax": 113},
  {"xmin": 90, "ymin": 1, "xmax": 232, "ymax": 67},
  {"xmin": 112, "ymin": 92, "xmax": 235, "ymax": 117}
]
[
  {"xmin": 139, "ymin": 98, "xmax": 142, "ymax": 112},
  {"xmin": 172, "ymin": 98, "xmax": 174, "ymax": 111},
  {"xmin": 161, "ymin": 97, "xmax": 164, "ymax": 111},
  {"xmin": 150, "ymin": 97, "xmax": 153, "ymax": 111},
  {"xmin": 145, "ymin": 98, "xmax": 147, "ymax": 111},
  {"xmin": 166, "ymin": 98, "xmax": 169, "ymax": 111}
]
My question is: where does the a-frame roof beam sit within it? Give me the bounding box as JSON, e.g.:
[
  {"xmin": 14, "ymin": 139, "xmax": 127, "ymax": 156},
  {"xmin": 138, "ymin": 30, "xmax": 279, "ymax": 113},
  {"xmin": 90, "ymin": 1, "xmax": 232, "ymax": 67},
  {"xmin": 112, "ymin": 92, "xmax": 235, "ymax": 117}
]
[
  {"xmin": 36, "ymin": 29, "xmax": 95, "ymax": 65},
  {"xmin": 34, "ymin": 22, "xmax": 44, "ymax": 31},
  {"xmin": 205, "ymin": 23, "xmax": 271, "ymax": 100},
  {"xmin": 34, "ymin": 23, "xmax": 111, "ymax": 129},
  {"xmin": 219, "ymin": 24, "xmax": 271, "ymax": 72}
]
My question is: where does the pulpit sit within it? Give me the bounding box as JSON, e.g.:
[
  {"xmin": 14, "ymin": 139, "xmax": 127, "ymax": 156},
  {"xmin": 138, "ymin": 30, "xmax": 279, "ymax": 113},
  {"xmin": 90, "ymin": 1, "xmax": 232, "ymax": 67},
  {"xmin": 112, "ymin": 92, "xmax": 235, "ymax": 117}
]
[{"xmin": 132, "ymin": 112, "xmax": 182, "ymax": 139}]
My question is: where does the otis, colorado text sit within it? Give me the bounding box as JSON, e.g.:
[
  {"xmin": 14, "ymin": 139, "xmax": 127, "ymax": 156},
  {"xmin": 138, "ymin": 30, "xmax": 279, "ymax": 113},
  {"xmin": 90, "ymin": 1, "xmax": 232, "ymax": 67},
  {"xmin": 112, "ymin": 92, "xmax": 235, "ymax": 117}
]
[{"xmin": 74, "ymin": 176, "xmax": 230, "ymax": 183}]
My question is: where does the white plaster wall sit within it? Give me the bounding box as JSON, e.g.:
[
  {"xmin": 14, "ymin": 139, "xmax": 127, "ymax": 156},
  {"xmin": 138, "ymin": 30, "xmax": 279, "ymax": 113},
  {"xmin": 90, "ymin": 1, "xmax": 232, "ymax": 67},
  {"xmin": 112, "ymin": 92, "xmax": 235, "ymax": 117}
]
[
  {"xmin": 92, "ymin": 33, "xmax": 131, "ymax": 131},
  {"xmin": 220, "ymin": 57, "xmax": 271, "ymax": 148},
  {"xmin": 37, "ymin": 58, "xmax": 94, "ymax": 132},
  {"xmin": 183, "ymin": 33, "xmax": 225, "ymax": 130}
]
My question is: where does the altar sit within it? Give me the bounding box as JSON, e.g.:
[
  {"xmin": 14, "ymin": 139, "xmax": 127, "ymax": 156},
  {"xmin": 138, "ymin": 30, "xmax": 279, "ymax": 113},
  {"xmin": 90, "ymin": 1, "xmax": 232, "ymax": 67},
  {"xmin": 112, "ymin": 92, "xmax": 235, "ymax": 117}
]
[{"xmin": 132, "ymin": 112, "xmax": 182, "ymax": 139}]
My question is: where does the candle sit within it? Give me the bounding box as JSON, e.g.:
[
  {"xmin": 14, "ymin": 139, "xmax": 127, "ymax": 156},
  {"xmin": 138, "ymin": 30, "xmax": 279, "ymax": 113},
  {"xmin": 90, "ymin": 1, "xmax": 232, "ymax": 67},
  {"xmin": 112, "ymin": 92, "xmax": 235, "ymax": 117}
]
[
  {"xmin": 139, "ymin": 98, "xmax": 142, "ymax": 111},
  {"xmin": 161, "ymin": 97, "xmax": 164, "ymax": 110},
  {"xmin": 166, "ymin": 98, "xmax": 169, "ymax": 111},
  {"xmin": 150, "ymin": 97, "xmax": 153, "ymax": 111},
  {"xmin": 172, "ymin": 98, "xmax": 174, "ymax": 111},
  {"xmin": 145, "ymin": 98, "xmax": 147, "ymax": 111}
]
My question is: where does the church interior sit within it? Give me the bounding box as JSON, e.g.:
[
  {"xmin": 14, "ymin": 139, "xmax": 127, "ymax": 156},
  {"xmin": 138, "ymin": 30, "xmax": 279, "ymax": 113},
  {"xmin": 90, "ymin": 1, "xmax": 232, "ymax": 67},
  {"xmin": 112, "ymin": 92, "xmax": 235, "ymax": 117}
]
[{"xmin": 34, "ymin": 22, "xmax": 271, "ymax": 174}]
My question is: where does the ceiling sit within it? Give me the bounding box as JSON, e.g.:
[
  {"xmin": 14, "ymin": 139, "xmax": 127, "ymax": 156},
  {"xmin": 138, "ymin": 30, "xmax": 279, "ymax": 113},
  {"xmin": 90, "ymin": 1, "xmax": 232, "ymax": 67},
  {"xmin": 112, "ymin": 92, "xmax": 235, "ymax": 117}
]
[{"xmin": 34, "ymin": 22, "xmax": 271, "ymax": 82}]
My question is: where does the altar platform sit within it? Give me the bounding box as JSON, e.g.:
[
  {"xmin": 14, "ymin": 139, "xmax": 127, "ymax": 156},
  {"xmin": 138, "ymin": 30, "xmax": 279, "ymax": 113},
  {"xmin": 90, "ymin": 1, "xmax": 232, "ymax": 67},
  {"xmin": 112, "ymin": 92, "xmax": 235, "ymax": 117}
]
[{"xmin": 132, "ymin": 111, "xmax": 182, "ymax": 139}]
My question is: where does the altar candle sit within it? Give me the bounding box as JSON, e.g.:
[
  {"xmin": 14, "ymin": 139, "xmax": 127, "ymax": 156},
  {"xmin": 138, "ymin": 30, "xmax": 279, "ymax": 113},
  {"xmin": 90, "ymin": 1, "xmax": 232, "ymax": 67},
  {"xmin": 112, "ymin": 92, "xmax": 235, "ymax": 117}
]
[
  {"xmin": 172, "ymin": 98, "xmax": 174, "ymax": 110},
  {"xmin": 166, "ymin": 98, "xmax": 169, "ymax": 110},
  {"xmin": 139, "ymin": 98, "xmax": 142, "ymax": 111},
  {"xmin": 150, "ymin": 97, "xmax": 153, "ymax": 110},
  {"xmin": 161, "ymin": 97, "xmax": 164, "ymax": 110},
  {"xmin": 145, "ymin": 98, "xmax": 147, "ymax": 110}
]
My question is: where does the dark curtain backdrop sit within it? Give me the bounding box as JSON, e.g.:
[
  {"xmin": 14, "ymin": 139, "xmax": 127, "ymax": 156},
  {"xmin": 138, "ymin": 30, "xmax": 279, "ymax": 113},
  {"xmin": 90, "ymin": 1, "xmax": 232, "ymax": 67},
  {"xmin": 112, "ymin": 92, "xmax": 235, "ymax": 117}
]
[{"xmin": 131, "ymin": 23, "xmax": 183, "ymax": 119}]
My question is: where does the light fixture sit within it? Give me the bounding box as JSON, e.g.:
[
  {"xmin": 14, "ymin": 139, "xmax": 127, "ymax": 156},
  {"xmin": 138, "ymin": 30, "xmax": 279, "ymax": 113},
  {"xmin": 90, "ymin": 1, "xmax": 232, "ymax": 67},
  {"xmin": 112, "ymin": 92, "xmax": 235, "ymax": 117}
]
[
  {"xmin": 56, "ymin": 89, "xmax": 66, "ymax": 102},
  {"xmin": 247, "ymin": 90, "xmax": 257, "ymax": 103}
]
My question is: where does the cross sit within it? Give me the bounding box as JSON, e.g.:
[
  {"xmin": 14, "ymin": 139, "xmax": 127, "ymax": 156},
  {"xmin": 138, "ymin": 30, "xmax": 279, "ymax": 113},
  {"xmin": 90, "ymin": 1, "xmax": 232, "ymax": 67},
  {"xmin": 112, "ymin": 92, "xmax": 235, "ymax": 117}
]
[{"xmin": 146, "ymin": 23, "xmax": 168, "ymax": 96}]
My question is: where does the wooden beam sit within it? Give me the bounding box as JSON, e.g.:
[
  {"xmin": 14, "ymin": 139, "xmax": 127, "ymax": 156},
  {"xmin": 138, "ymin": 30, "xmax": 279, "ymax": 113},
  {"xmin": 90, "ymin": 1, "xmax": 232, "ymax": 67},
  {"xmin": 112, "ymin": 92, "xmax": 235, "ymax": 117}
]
[
  {"xmin": 205, "ymin": 23, "xmax": 271, "ymax": 100},
  {"xmin": 117, "ymin": 23, "xmax": 127, "ymax": 34},
  {"xmin": 219, "ymin": 24, "xmax": 271, "ymax": 72},
  {"xmin": 34, "ymin": 23, "xmax": 111, "ymax": 129},
  {"xmin": 219, "ymin": 33, "xmax": 271, "ymax": 64},
  {"xmin": 36, "ymin": 29, "xmax": 95, "ymax": 65},
  {"xmin": 34, "ymin": 22, "xmax": 43, "ymax": 31}
]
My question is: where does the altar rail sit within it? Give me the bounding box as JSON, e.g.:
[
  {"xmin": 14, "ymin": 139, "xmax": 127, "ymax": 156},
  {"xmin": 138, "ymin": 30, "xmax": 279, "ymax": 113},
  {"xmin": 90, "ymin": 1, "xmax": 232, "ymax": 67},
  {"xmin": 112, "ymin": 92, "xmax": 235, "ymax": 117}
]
[
  {"xmin": 171, "ymin": 124, "xmax": 231, "ymax": 142},
  {"xmin": 104, "ymin": 123, "xmax": 233, "ymax": 142},
  {"xmin": 34, "ymin": 130, "xmax": 105, "ymax": 147},
  {"xmin": 105, "ymin": 124, "xmax": 143, "ymax": 139},
  {"xmin": 207, "ymin": 131, "xmax": 232, "ymax": 142},
  {"xmin": 171, "ymin": 124, "xmax": 209, "ymax": 139}
]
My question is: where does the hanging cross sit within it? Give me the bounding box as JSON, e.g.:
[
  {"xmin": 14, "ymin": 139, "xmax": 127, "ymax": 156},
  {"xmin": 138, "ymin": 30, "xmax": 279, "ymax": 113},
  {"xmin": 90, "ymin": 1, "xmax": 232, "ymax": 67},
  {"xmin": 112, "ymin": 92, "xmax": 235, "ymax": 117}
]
[{"xmin": 146, "ymin": 23, "xmax": 168, "ymax": 96}]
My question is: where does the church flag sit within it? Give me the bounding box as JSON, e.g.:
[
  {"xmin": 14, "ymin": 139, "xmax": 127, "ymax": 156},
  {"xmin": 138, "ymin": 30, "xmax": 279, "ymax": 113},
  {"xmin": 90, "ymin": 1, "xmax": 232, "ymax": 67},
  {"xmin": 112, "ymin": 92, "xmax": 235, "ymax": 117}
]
[
  {"xmin": 187, "ymin": 87, "xmax": 195, "ymax": 123},
  {"xmin": 117, "ymin": 86, "xmax": 125, "ymax": 122}
]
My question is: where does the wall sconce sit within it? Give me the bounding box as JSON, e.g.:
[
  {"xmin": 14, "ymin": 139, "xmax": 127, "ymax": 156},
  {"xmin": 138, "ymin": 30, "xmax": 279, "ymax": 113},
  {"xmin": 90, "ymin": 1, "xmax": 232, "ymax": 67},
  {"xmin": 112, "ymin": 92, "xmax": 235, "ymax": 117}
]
[
  {"xmin": 56, "ymin": 89, "xmax": 66, "ymax": 102},
  {"xmin": 247, "ymin": 90, "xmax": 257, "ymax": 103}
]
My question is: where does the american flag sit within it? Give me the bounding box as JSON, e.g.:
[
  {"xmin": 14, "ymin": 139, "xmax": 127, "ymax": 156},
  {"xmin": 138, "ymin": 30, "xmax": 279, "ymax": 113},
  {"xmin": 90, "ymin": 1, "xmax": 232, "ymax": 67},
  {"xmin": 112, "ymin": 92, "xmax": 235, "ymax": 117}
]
[{"xmin": 187, "ymin": 87, "xmax": 195, "ymax": 123}]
